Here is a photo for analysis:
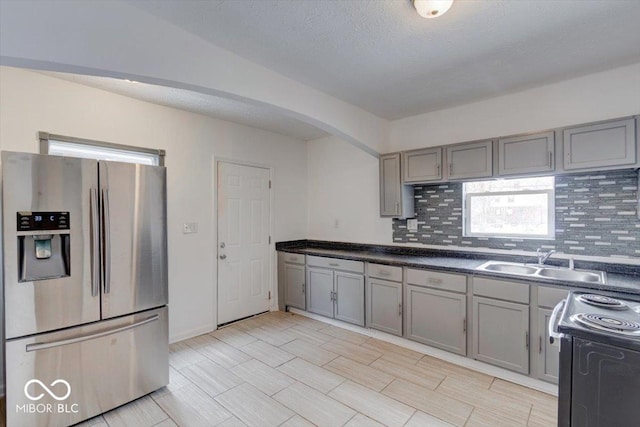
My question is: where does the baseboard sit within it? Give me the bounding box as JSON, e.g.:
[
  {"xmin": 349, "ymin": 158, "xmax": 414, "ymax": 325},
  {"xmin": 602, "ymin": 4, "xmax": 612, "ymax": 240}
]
[
  {"xmin": 288, "ymin": 308, "xmax": 558, "ymax": 396},
  {"xmin": 169, "ymin": 323, "xmax": 216, "ymax": 344}
]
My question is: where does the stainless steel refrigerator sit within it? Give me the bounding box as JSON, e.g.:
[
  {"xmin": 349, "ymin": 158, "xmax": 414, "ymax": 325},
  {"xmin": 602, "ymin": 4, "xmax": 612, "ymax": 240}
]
[{"xmin": 1, "ymin": 151, "xmax": 169, "ymax": 427}]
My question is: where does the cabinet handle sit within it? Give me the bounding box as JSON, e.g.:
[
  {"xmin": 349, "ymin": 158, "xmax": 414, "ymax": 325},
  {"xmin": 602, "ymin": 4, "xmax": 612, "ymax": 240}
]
[
  {"xmin": 463, "ymin": 318, "xmax": 466, "ymax": 333},
  {"xmin": 329, "ymin": 263, "xmax": 339, "ymax": 267},
  {"xmin": 302, "ymin": 283, "xmax": 305, "ymax": 294},
  {"xmin": 539, "ymin": 335, "xmax": 543, "ymax": 354},
  {"xmin": 395, "ymin": 202, "xmax": 400, "ymax": 214},
  {"xmin": 449, "ymin": 163, "xmax": 453, "ymax": 176},
  {"xmin": 330, "ymin": 291, "xmax": 334, "ymax": 301},
  {"xmin": 428, "ymin": 277, "xmax": 443, "ymax": 285},
  {"xmin": 378, "ymin": 270, "xmax": 391, "ymax": 276},
  {"xmin": 437, "ymin": 163, "xmax": 441, "ymax": 176},
  {"xmin": 334, "ymin": 292, "xmax": 337, "ymax": 303},
  {"xmin": 398, "ymin": 303, "xmax": 402, "ymax": 316},
  {"xmin": 525, "ymin": 331, "xmax": 529, "ymax": 350},
  {"xmin": 548, "ymin": 151, "xmax": 553, "ymax": 169}
]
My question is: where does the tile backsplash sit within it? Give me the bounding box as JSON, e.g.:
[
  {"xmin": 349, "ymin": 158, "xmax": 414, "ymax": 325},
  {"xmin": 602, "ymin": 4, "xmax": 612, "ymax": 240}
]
[{"xmin": 392, "ymin": 169, "xmax": 640, "ymax": 259}]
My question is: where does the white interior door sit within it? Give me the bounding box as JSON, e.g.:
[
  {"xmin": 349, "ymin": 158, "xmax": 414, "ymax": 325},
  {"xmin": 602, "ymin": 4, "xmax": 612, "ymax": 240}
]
[{"xmin": 217, "ymin": 162, "xmax": 271, "ymax": 324}]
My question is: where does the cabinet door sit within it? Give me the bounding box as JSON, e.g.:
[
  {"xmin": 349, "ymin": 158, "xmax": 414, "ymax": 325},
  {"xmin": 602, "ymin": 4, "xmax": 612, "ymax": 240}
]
[
  {"xmin": 537, "ymin": 308, "xmax": 560, "ymax": 383},
  {"xmin": 379, "ymin": 153, "xmax": 414, "ymax": 218},
  {"xmin": 284, "ymin": 263, "xmax": 306, "ymax": 310},
  {"xmin": 335, "ymin": 271, "xmax": 365, "ymax": 326},
  {"xmin": 406, "ymin": 285, "xmax": 466, "ymax": 355},
  {"xmin": 367, "ymin": 278, "xmax": 402, "ymax": 336},
  {"xmin": 380, "ymin": 153, "xmax": 402, "ymax": 216},
  {"xmin": 306, "ymin": 267, "xmax": 334, "ymax": 318},
  {"xmin": 498, "ymin": 131, "xmax": 555, "ymax": 176},
  {"xmin": 403, "ymin": 148, "xmax": 442, "ymax": 183},
  {"xmin": 473, "ymin": 296, "xmax": 529, "ymax": 374},
  {"xmin": 563, "ymin": 118, "xmax": 637, "ymax": 170},
  {"xmin": 446, "ymin": 140, "xmax": 493, "ymax": 180}
]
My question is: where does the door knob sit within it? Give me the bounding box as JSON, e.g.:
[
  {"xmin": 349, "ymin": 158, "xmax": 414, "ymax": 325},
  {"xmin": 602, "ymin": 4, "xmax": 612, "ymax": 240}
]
[
  {"xmin": 220, "ymin": 242, "xmax": 225, "ymax": 248},
  {"xmin": 219, "ymin": 254, "xmax": 227, "ymax": 260}
]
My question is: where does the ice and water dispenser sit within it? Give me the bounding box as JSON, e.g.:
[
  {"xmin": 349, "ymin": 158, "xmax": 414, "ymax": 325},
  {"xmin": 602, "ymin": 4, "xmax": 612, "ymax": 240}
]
[{"xmin": 17, "ymin": 211, "xmax": 71, "ymax": 281}]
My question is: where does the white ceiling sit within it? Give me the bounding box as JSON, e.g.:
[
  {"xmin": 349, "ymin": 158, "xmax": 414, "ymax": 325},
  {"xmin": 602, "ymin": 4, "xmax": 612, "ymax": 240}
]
[
  {"xmin": 42, "ymin": 71, "xmax": 329, "ymax": 141},
  {"xmin": 127, "ymin": 0, "xmax": 640, "ymax": 120},
  {"xmin": 33, "ymin": 1, "xmax": 640, "ymax": 143}
]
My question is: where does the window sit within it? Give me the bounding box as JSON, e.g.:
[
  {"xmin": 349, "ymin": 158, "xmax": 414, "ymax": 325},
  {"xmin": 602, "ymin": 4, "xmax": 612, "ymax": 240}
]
[
  {"xmin": 463, "ymin": 177, "xmax": 555, "ymax": 239},
  {"xmin": 39, "ymin": 132, "xmax": 164, "ymax": 166}
]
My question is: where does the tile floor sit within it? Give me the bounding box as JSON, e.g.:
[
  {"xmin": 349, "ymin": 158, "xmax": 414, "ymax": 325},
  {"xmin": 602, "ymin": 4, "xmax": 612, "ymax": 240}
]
[{"xmin": 73, "ymin": 311, "xmax": 557, "ymax": 427}]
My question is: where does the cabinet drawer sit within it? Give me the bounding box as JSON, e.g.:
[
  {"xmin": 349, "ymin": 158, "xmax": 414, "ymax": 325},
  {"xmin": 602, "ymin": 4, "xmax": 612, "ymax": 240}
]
[
  {"xmin": 307, "ymin": 255, "xmax": 364, "ymax": 274},
  {"xmin": 538, "ymin": 286, "xmax": 569, "ymax": 309},
  {"xmin": 367, "ymin": 263, "xmax": 402, "ymax": 282},
  {"xmin": 280, "ymin": 252, "xmax": 306, "ymax": 265},
  {"xmin": 473, "ymin": 277, "xmax": 529, "ymax": 304},
  {"xmin": 406, "ymin": 268, "xmax": 466, "ymax": 293}
]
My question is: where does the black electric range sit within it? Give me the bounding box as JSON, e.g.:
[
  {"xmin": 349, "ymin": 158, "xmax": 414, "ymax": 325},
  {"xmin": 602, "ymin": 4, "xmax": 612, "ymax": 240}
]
[{"xmin": 553, "ymin": 291, "xmax": 640, "ymax": 427}]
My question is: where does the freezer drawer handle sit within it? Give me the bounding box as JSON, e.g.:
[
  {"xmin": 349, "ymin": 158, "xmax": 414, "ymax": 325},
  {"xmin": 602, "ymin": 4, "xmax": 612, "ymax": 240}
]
[{"xmin": 25, "ymin": 315, "xmax": 159, "ymax": 352}]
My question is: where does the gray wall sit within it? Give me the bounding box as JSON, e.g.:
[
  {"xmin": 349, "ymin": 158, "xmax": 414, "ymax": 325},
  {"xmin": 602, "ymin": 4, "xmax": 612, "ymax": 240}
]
[{"xmin": 393, "ymin": 169, "xmax": 639, "ymax": 259}]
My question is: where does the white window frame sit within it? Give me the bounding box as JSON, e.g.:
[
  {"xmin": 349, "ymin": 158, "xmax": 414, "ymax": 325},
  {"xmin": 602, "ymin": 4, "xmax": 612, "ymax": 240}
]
[
  {"xmin": 39, "ymin": 132, "xmax": 164, "ymax": 166},
  {"xmin": 464, "ymin": 188, "xmax": 555, "ymax": 240}
]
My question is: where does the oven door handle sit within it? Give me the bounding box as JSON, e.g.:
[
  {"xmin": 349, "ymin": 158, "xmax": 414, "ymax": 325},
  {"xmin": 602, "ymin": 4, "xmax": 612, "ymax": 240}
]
[{"xmin": 549, "ymin": 299, "xmax": 566, "ymax": 344}]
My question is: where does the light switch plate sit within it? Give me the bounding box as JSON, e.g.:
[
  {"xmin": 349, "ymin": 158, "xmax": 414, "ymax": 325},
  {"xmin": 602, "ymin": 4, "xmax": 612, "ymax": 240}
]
[
  {"xmin": 407, "ymin": 218, "xmax": 418, "ymax": 232},
  {"xmin": 183, "ymin": 222, "xmax": 198, "ymax": 234}
]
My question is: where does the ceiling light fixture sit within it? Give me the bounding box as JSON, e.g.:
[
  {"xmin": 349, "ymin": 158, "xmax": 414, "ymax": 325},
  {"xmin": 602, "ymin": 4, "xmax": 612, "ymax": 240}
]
[{"xmin": 414, "ymin": 0, "xmax": 454, "ymax": 19}]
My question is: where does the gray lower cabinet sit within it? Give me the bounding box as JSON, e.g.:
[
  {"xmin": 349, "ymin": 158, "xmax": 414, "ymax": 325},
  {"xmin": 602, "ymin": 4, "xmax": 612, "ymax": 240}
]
[
  {"xmin": 379, "ymin": 153, "xmax": 414, "ymax": 219},
  {"xmin": 406, "ymin": 285, "xmax": 466, "ymax": 355},
  {"xmin": 306, "ymin": 266, "xmax": 365, "ymax": 326},
  {"xmin": 283, "ymin": 262, "xmax": 306, "ymax": 310},
  {"xmin": 563, "ymin": 117, "xmax": 637, "ymax": 171},
  {"xmin": 335, "ymin": 271, "xmax": 366, "ymax": 326},
  {"xmin": 537, "ymin": 308, "xmax": 560, "ymax": 383},
  {"xmin": 472, "ymin": 296, "xmax": 530, "ymax": 374},
  {"xmin": 366, "ymin": 278, "xmax": 402, "ymax": 336},
  {"xmin": 307, "ymin": 267, "xmax": 335, "ymax": 318}
]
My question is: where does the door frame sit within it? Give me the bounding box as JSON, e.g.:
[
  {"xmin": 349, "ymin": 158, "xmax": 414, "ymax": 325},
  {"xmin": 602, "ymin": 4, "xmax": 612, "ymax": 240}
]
[{"xmin": 213, "ymin": 157, "xmax": 275, "ymax": 326}]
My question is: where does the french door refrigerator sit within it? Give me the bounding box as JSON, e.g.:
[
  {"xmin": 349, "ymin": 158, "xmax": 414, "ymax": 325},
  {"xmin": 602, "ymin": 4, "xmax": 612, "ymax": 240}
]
[{"xmin": 1, "ymin": 151, "xmax": 169, "ymax": 427}]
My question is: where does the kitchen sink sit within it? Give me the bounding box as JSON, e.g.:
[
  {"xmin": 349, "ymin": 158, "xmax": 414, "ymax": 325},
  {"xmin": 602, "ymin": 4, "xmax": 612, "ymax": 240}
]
[{"xmin": 476, "ymin": 261, "xmax": 607, "ymax": 285}]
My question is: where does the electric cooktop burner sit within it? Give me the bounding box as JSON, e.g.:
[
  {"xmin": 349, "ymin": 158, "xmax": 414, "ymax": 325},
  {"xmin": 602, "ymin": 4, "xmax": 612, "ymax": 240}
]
[
  {"xmin": 571, "ymin": 313, "xmax": 640, "ymax": 336},
  {"xmin": 578, "ymin": 294, "xmax": 628, "ymax": 310}
]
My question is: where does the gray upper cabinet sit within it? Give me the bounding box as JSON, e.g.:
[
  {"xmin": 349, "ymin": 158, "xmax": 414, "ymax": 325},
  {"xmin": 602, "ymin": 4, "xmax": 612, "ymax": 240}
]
[
  {"xmin": 402, "ymin": 148, "xmax": 443, "ymax": 183},
  {"xmin": 563, "ymin": 117, "xmax": 637, "ymax": 171},
  {"xmin": 445, "ymin": 140, "xmax": 493, "ymax": 180},
  {"xmin": 380, "ymin": 153, "xmax": 414, "ymax": 219},
  {"xmin": 498, "ymin": 131, "xmax": 555, "ymax": 176}
]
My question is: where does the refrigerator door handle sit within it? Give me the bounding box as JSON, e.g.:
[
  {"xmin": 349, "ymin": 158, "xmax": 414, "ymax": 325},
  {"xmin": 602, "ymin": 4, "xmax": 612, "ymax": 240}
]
[
  {"xmin": 102, "ymin": 188, "xmax": 111, "ymax": 294},
  {"xmin": 90, "ymin": 188, "xmax": 100, "ymax": 297},
  {"xmin": 25, "ymin": 315, "xmax": 159, "ymax": 352}
]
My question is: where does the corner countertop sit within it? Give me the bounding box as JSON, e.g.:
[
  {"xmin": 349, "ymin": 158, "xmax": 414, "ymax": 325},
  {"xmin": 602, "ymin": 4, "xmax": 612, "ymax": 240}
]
[{"xmin": 276, "ymin": 240, "xmax": 640, "ymax": 297}]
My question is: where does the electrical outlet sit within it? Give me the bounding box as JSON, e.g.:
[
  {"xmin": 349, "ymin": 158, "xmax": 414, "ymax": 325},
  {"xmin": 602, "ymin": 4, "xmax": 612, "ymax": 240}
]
[
  {"xmin": 407, "ymin": 218, "xmax": 418, "ymax": 231},
  {"xmin": 182, "ymin": 222, "xmax": 198, "ymax": 234}
]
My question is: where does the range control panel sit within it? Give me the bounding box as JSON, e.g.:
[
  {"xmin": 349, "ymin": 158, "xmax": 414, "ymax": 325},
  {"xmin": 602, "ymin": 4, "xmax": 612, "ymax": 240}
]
[{"xmin": 17, "ymin": 212, "xmax": 69, "ymax": 231}]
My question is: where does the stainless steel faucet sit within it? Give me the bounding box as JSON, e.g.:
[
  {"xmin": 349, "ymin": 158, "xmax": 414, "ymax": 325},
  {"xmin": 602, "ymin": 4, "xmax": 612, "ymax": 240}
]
[{"xmin": 536, "ymin": 248, "xmax": 556, "ymax": 265}]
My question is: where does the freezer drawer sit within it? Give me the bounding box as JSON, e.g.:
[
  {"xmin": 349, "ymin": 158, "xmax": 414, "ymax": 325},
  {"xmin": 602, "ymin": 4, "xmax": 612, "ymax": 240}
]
[{"xmin": 5, "ymin": 307, "xmax": 169, "ymax": 427}]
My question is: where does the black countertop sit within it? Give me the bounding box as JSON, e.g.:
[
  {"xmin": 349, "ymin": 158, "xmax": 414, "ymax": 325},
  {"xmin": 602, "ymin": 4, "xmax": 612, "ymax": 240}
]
[{"xmin": 276, "ymin": 240, "xmax": 640, "ymax": 297}]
